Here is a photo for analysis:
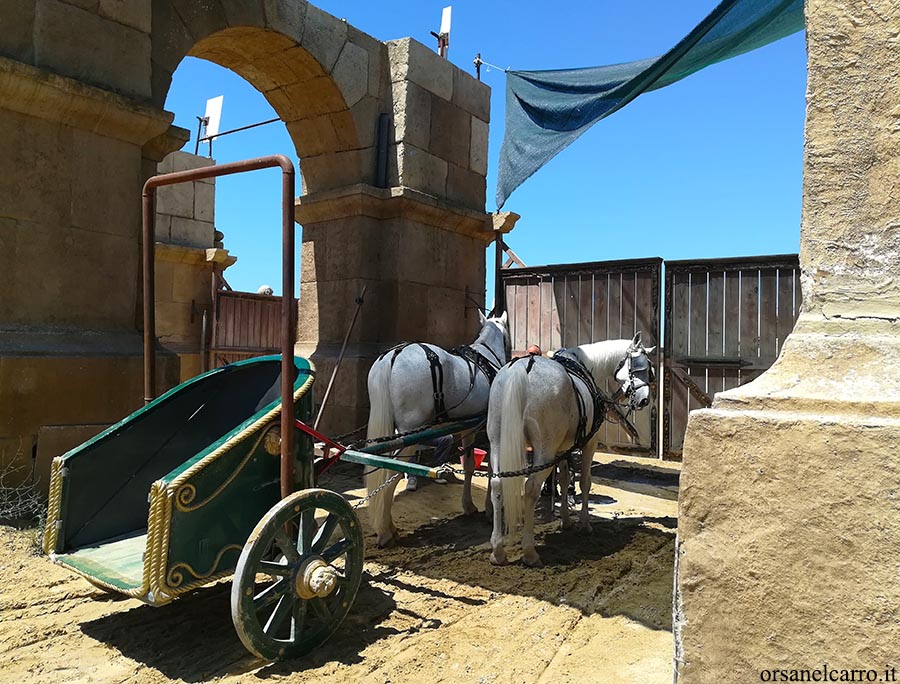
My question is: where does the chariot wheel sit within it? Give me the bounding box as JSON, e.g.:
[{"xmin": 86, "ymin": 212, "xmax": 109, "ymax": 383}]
[{"xmin": 231, "ymin": 488, "xmax": 364, "ymax": 660}]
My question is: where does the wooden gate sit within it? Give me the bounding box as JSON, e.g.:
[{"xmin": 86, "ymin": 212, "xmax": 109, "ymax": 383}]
[
  {"xmin": 662, "ymin": 255, "xmax": 801, "ymax": 457},
  {"xmin": 501, "ymin": 258, "xmax": 662, "ymax": 456},
  {"xmin": 210, "ymin": 290, "xmax": 293, "ymax": 367}
]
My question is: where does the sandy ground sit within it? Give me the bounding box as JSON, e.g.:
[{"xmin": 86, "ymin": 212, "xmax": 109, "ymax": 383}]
[{"xmin": 0, "ymin": 455, "xmax": 678, "ymax": 684}]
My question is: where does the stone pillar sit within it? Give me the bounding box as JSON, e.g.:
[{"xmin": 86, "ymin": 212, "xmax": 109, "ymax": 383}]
[
  {"xmin": 296, "ymin": 38, "xmax": 495, "ymax": 434},
  {"xmin": 676, "ymin": 1, "xmax": 900, "ymax": 681},
  {"xmin": 152, "ymin": 151, "xmax": 237, "ymax": 382},
  {"xmin": 0, "ymin": 55, "xmax": 179, "ymax": 490}
]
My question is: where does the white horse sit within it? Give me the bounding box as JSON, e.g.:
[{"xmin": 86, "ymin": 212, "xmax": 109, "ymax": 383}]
[
  {"xmin": 366, "ymin": 312, "xmax": 510, "ymax": 547},
  {"xmin": 487, "ymin": 333, "xmax": 655, "ymax": 567}
]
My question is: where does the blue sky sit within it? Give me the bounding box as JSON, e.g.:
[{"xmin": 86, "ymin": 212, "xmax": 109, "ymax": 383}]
[{"xmin": 164, "ymin": 1, "xmax": 807, "ymax": 297}]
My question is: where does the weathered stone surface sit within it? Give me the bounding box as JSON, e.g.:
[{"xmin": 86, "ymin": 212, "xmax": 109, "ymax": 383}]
[
  {"xmin": 99, "ymin": 0, "xmax": 151, "ymax": 33},
  {"xmin": 347, "ymin": 95, "xmax": 378, "ymax": 149},
  {"xmin": 193, "ymin": 179, "xmax": 215, "ymax": 222},
  {"xmin": 430, "ymin": 96, "xmax": 470, "ymax": 168},
  {"xmin": 452, "ymin": 68, "xmax": 490, "ymax": 123},
  {"xmin": 300, "ymin": 147, "xmax": 376, "ymax": 192},
  {"xmin": 263, "ymin": 0, "xmax": 306, "ymax": 43},
  {"xmin": 331, "ymin": 40, "xmax": 368, "ymax": 108},
  {"xmin": 60, "ymin": 0, "xmax": 97, "ymax": 10},
  {"xmin": 71, "ymin": 129, "xmax": 142, "ymax": 237},
  {"xmin": 169, "ymin": 216, "xmax": 214, "ymax": 247},
  {"xmin": 170, "ymin": 0, "xmax": 228, "ymax": 42},
  {"xmin": 34, "ymin": 0, "xmax": 151, "ymax": 100},
  {"xmin": 387, "ymin": 37, "xmax": 452, "ymax": 101},
  {"xmin": 282, "ymin": 75, "xmax": 347, "ymax": 117},
  {"xmin": 150, "ymin": 0, "xmax": 195, "ymax": 88},
  {"xmin": 219, "ymin": 0, "xmax": 265, "ymax": 27},
  {"xmin": 298, "ymin": 2, "xmax": 345, "ymax": 72},
  {"xmin": 446, "ymin": 162, "xmax": 485, "ymax": 211},
  {"xmin": 470, "ymin": 115, "xmax": 488, "ymax": 176},
  {"xmin": 0, "ymin": 2, "xmax": 36, "ymax": 63},
  {"xmin": 677, "ymin": 2, "xmax": 900, "ymax": 683},
  {"xmin": 396, "ymin": 143, "xmax": 448, "ymax": 199},
  {"xmin": 391, "ymin": 81, "xmax": 430, "ymax": 149},
  {"xmin": 0, "ymin": 110, "xmax": 72, "ymax": 227},
  {"xmin": 157, "ymin": 179, "xmax": 195, "ymax": 219}
]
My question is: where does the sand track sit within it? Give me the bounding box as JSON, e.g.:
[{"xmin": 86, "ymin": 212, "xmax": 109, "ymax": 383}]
[{"xmin": 0, "ymin": 457, "xmax": 677, "ymax": 684}]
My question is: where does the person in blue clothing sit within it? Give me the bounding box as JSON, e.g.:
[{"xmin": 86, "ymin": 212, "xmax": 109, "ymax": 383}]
[{"xmin": 405, "ymin": 434, "xmax": 455, "ymax": 491}]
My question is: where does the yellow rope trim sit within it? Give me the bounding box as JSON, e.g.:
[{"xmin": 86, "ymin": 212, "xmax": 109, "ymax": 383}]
[
  {"xmin": 43, "ymin": 457, "xmax": 64, "ymax": 554},
  {"xmin": 150, "ymin": 368, "xmax": 316, "ymax": 600},
  {"xmin": 166, "ymin": 544, "xmax": 243, "ymax": 588},
  {"xmin": 173, "ymin": 430, "xmax": 268, "ymax": 513}
]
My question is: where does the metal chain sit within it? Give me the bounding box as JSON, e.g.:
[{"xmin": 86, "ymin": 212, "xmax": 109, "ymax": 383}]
[
  {"xmin": 351, "ymin": 472, "xmax": 403, "ymax": 510},
  {"xmin": 437, "ymin": 448, "xmax": 574, "ymax": 480}
]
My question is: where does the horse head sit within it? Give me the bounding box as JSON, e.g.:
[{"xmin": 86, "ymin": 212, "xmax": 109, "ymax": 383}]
[
  {"xmin": 614, "ymin": 331, "xmax": 656, "ymax": 411},
  {"xmin": 478, "ymin": 310, "xmax": 511, "ymax": 364}
]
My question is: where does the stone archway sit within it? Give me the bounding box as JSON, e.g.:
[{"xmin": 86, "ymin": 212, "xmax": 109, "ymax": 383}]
[
  {"xmin": 0, "ymin": 0, "xmax": 494, "ymax": 472},
  {"xmin": 150, "ymin": 2, "xmax": 495, "ymax": 432},
  {"xmin": 151, "ymin": 2, "xmax": 384, "ymax": 194}
]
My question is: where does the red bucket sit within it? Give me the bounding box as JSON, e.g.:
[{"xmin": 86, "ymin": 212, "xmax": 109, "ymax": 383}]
[{"xmin": 458, "ymin": 447, "xmax": 487, "ymax": 470}]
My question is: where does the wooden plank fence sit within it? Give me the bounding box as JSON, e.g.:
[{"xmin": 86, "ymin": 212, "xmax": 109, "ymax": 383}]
[
  {"xmin": 662, "ymin": 255, "xmax": 802, "ymax": 457},
  {"xmin": 210, "ymin": 291, "xmax": 293, "ymax": 367},
  {"xmin": 502, "ymin": 254, "xmax": 802, "ymax": 459},
  {"xmin": 502, "ymin": 258, "xmax": 663, "ymax": 456}
]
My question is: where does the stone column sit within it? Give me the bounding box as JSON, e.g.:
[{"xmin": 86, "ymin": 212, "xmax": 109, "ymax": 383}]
[
  {"xmin": 676, "ymin": 1, "xmax": 900, "ymax": 681},
  {"xmin": 296, "ymin": 38, "xmax": 496, "ymax": 434},
  {"xmin": 0, "ymin": 56, "xmax": 179, "ymax": 491}
]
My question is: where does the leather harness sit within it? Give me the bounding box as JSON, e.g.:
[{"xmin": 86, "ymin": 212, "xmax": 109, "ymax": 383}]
[
  {"xmin": 510, "ymin": 349, "xmax": 609, "ymax": 453},
  {"xmin": 377, "ymin": 341, "xmax": 502, "ymax": 422}
]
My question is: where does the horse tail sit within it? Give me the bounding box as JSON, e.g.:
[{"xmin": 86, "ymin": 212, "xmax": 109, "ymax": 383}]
[
  {"xmin": 365, "ymin": 356, "xmax": 395, "ymax": 533},
  {"xmin": 498, "ymin": 363, "xmax": 529, "ymax": 538}
]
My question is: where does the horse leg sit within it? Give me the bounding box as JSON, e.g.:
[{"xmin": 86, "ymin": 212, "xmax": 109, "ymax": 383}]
[
  {"xmin": 521, "ymin": 471, "xmax": 547, "ymax": 567},
  {"xmin": 578, "ymin": 441, "xmax": 596, "ymax": 531},
  {"xmin": 559, "ymin": 457, "xmax": 573, "ymax": 530},
  {"xmin": 489, "ymin": 476, "xmax": 507, "ymax": 565},
  {"xmin": 484, "ymin": 460, "xmax": 494, "ymax": 520},
  {"xmin": 459, "ymin": 432, "xmax": 478, "ymax": 515},
  {"xmin": 372, "ymin": 445, "xmax": 415, "ymax": 547}
]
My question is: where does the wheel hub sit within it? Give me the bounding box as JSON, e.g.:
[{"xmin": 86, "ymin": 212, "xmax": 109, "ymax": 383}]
[{"xmin": 295, "ymin": 556, "xmax": 338, "ymax": 599}]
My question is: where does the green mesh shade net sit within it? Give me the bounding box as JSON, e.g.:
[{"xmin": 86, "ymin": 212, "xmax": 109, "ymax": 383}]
[{"xmin": 496, "ymin": 0, "xmax": 805, "ymax": 208}]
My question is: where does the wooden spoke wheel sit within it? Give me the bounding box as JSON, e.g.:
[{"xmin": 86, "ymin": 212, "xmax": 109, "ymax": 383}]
[{"xmin": 231, "ymin": 488, "xmax": 364, "ymax": 660}]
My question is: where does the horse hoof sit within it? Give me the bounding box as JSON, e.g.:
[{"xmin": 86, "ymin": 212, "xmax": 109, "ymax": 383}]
[
  {"xmin": 490, "ymin": 552, "xmax": 508, "ymax": 566},
  {"xmin": 376, "ymin": 532, "xmax": 398, "ymax": 548},
  {"xmin": 561, "ymin": 518, "xmax": 575, "ymax": 531},
  {"xmin": 577, "ymin": 520, "xmax": 593, "ymax": 533},
  {"xmin": 523, "ymin": 554, "xmax": 543, "ymax": 568},
  {"xmin": 462, "ymin": 503, "xmax": 479, "ymax": 516}
]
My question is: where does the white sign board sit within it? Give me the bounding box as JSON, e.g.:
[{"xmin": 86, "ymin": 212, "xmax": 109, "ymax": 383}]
[{"xmin": 203, "ymin": 96, "xmax": 224, "ymax": 138}]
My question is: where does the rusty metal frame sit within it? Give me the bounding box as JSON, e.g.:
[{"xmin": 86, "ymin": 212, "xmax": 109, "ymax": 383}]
[{"xmin": 142, "ymin": 155, "xmax": 298, "ymax": 499}]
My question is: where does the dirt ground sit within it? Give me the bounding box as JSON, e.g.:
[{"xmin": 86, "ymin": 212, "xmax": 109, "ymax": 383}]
[{"xmin": 0, "ymin": 455, "xmax": 678, "ymax": 684}]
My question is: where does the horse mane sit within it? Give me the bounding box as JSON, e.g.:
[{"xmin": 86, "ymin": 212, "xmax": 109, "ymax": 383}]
[{"xmin": 572, "ymin": 338, "xmax": 632, "ymax": 379}]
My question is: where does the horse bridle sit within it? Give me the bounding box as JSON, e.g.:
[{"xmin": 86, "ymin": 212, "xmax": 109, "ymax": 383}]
[{"xmin": 612, "ymin": 344, "xmax": 656, "ymax": 412}]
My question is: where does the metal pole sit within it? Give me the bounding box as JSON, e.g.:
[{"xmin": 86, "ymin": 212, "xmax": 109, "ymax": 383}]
[
  {"xmin": 313, "ymin": 285, "xmax": 368, "ymax": 431},
  {"xmin": 200, "ymin": 310, "xmax": 208, "ymax": 374},
  {"xmin": 280, "ymin": 158, "xmax": 297, "ymax": 498},
  {"xmin": 141, "ymin": 155, "xmax": 297, "ymax": 497},
  {"xmin": 142, "ymin": 187, "xmax": 156, "ymax": 404},
  {"xmin": 494, "ymin": 229, "xmax": 505, "ymax": 315}
]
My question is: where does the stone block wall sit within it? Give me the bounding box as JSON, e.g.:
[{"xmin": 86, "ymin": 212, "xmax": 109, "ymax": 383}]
[
  {"xmin": 387, "ymin": 38, "xmax": 490, "ymax": 212},
  {"xmin": 153, "ymin": 150, "xmax": 236, "ymax": 382},
  {"xmin": 155, "ymin": 151, "xmax": 216, "ymax": 248}
]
